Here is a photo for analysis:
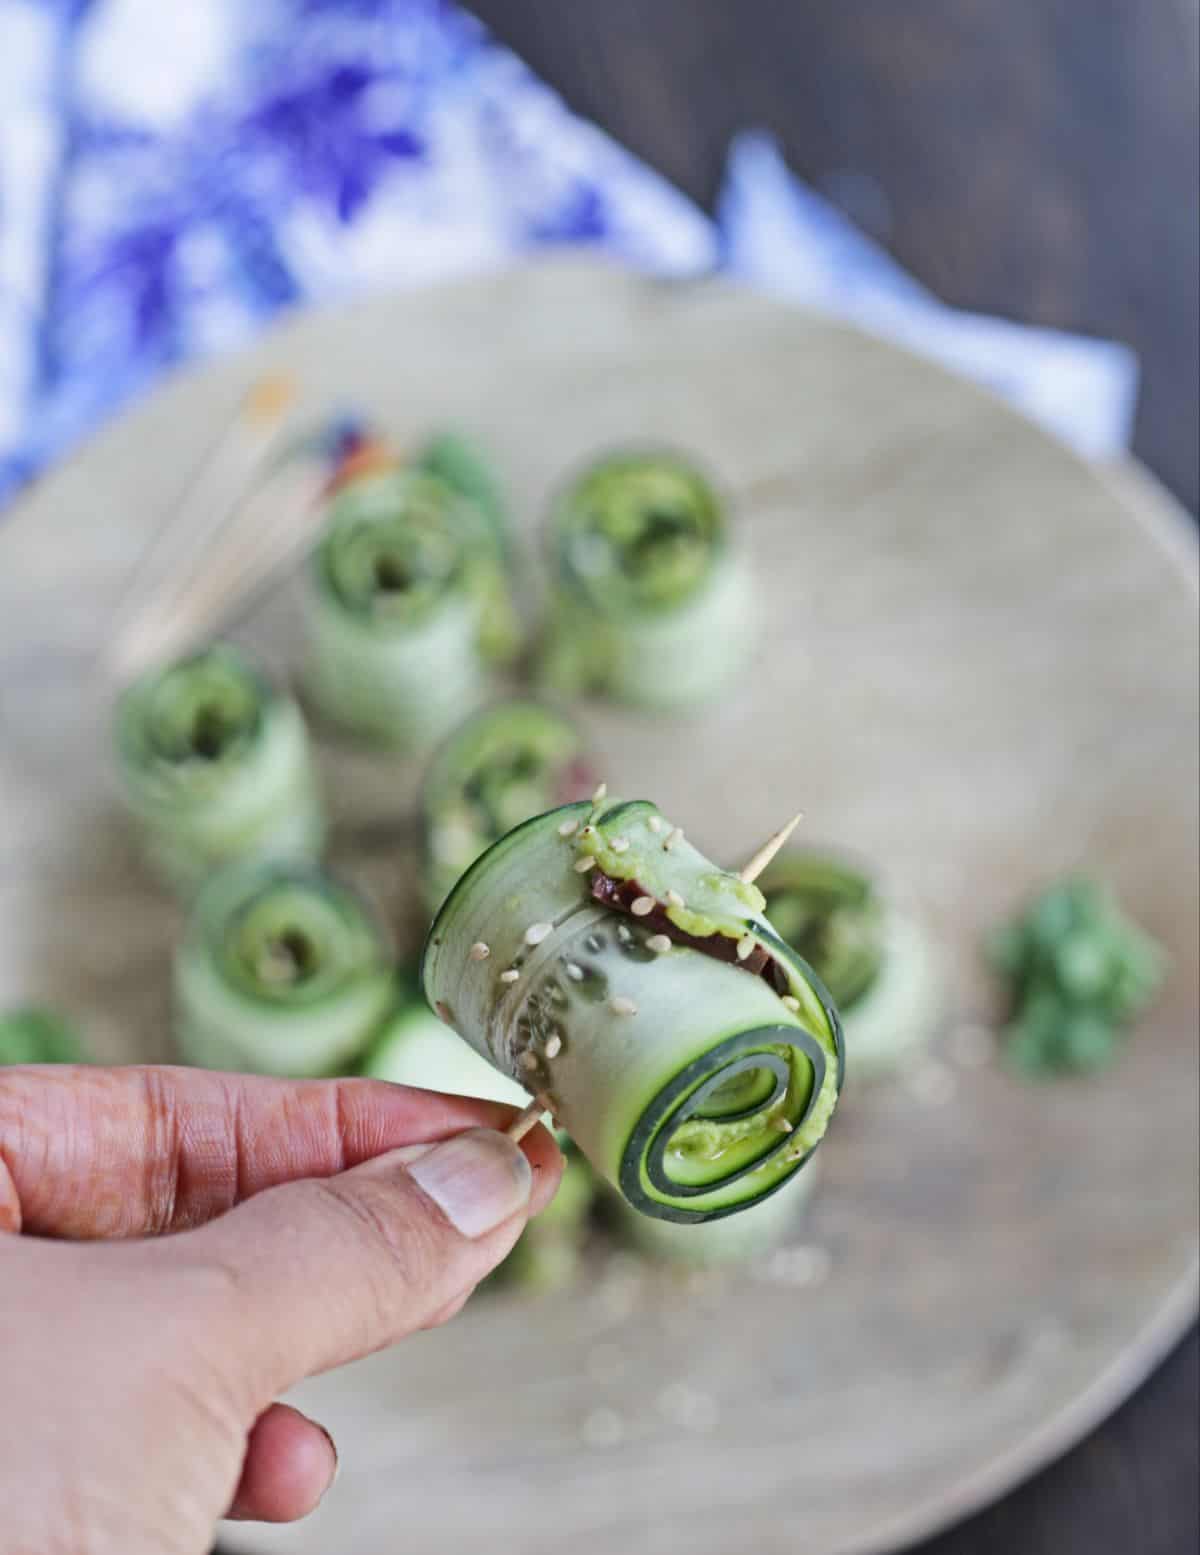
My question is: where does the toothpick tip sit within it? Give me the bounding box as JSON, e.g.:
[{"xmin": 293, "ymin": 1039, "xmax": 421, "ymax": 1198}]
[
  {"xmin": 505, "ymin": 1097, "xmax": 548, "ymax": 1144},
  {"xmin": 243, "ymin": 374, "xmax": 297, "ymax": 425},
  {"xmin": 737, "ymin": 810, "xmax": 805, "ymax": 884}
]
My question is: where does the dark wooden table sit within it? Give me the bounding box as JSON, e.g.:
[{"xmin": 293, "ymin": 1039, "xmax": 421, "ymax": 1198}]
[{"xmin": 464, "ymin": 5, "xmax": 1200, "ymax": 1553}]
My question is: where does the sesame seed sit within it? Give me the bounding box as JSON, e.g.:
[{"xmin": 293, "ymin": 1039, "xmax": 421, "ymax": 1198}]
[
  {"xmin": 609, "ymin": 995, "xmax": 638, "ymax": 1016},
  {"xmin": 469, "ymin": 941, "xmax": 490, "ymax": 961},
  {"xmin": 736, "ymin": 936, "xmax": 755, "ymax": 961},
  {"xmin": 773, "ymin": 1116, "xmax": 794, "ymax": 1134},
  {"xmin": 574, "ymin": 855, "xmax": 598, "ymax": 875},
  {"xmin": 520, "ymin": 1051, "xmax": 539, "ymax": 1071},
  {"xmin": 544, "ymin": 1035, "xmax": 562, "ymax": 1059},
  {"xmin": 646, "ymin": 934, "xmax": 672, "ymax": 954},
  {"xmin": 525, "ymin": 921, "xmax": 553, "ymax": 946},
  {"xmin": 630, "ymin": 896, "xmax": 655, "ymax": 917},
  {"xmin": 565, "ymin": 962, "xmax": 585, "ymax": 982},
  {"xmin": 500, "ymin": 968, "xmax": 520, "ymax": 984},
  {"xmin": 666, "ymin": 889, "xmax": 685, "ymax": 908},
  {"xmin": 610, "ymin": 836, "xmax": 630, "ymax": 853},
  {"xmin": 647, "ymin": 816, "xmax": 663, "ymax": 833},
  {"xmin": 558, "ymin": 818, "xmax": 580, "ymax": 837},
  {"xmin": 664, "ymin": 826, "xmax": 684, "ymax": 850},
  {"xmin": 781, "ymin": 994, "xmax": 800, "ymax": 1012},
  {"xmin": 592, "ymin": 781, "xmax": 608, "ymax": 803}
]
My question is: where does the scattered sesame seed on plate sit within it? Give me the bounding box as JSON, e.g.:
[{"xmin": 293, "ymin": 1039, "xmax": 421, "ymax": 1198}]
[
  {"xmin": 544, "ymin": 1034, "xmax": 562, "ymax": 1059},
  {"xmin": 609, "ymin": 995, "xmax": 638, "ymax": 1016},
  {"xmin": 557, "ymin": 817, "xmax": 579, "ymax": 837},
  {"xmin": 499, "ymin": 968, "xmax": 520, "ymax": 984},
  {"xmin": 565, "ymin": 962, "xmax": 585, "ymax": 981},
  {"xmin": 524, "ymin": 921, "xmax": 553, "ymax": 946},
  {"xmin": 469, "ymin": 941, "xmax": 490, "ymax": 961}
]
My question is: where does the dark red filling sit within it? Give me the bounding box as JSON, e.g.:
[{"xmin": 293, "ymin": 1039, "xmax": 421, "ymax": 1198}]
[{"xmin": 590, "ymin": 870, "xmax": 790, "ymax": 996}]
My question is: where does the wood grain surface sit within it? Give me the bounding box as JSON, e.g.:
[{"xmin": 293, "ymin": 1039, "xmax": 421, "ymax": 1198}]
[{"xmin": 0, "ymin": 261, "xmax": 1195, "ymax": 1555}]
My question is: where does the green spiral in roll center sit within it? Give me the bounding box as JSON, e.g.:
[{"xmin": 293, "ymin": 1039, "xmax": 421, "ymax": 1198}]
[
  {"xmin": 119, "ymin": 649, "xmax": 266, "ymax": 772},
  {"xmin": 558, "ymin": 455, "xmax": 724, "ymax": 614},
  {"xmin": 320, "ymin": 472, "xmax": 467, "ymax": 627},
  {"xmin": 209, "ymin": 871, "xmax": 387, "ymax": 1007}
]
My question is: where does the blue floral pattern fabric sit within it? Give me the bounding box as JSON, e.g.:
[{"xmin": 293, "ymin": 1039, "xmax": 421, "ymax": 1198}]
[{"xmin": 0, "ymin": 0, "xmax": 1136, "ymax": 507}]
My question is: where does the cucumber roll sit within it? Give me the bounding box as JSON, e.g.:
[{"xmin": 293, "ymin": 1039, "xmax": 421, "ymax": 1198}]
[
  {"xmin": 114, "ymin": 646, "xmax": 324, "ymax": 896},
  {"xmin": 422, "ymin": 701, "xmax": 597, "ymax": 916},
  {"xmin": 304, "ymin": 451, "xmax": 520, "ymax": 749},
  {"xmin": 174, "ymin": 862, "xmax": 396, "ymax": 1076},
  {"xmin": 538, "ymin": 451, "xmax": 755, "ymax": 710},
  {"xmin": 760, "ymin": 848, "xmax": 943, "ymax": 1081},
  {"xmin": 423, "ymin": 797, "xmax": 844, "ymax": 1224},
  {"xmin": 610, "ymin": 1157, "xmax": 820, "ymax": 1266},
  {"xmin": 0, "ymin": 1008, "xmax": 88, "ymax": 1066}
]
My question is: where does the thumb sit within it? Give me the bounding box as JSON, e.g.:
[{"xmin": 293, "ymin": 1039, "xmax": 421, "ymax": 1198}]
[{"xmin": 177, "ymin": 1126, "xmax": 546, "ymax": 1404}]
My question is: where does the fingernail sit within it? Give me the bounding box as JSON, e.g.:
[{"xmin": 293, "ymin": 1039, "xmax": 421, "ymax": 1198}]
[
  {"xmin": 315, "ymin": 1421, "xmax": 339, "ymax": 1493},
  {"xmin": 407, "ymin": 1128, "xmax": 532, "ymax": 1238}
]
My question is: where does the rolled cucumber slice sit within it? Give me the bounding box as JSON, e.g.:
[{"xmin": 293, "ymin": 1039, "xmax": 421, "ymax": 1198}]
[
  {"xmin": 423, "ymin": 798, "xmax": 844, "ymax": 1224},
  {"xmin": 304, "ymin": 460, "xmax": 519, "ymax": 750},
  {"xmin": 610, "ymin": 1156, "xmax": 820, "ymax": 1265},
  {"xmin": 760, "ymin": 848, "xmax": 943, "ymax": 1081},
  {"xmin": 0, "ymin": 1007, "xmax": 88, "ymax": 1066},
  {"xmin": 421, "ymin": 701, "xmax": 597, "ymax": 916},
  {"xmin": 114, "ymin": 645, "xmax": 325, "ymax": 896},
  {"xmin": 538, "ymin": 451, "xmax": 755, "ymax": 710},
  {"xmin": 174, "ymin": 862, "xmax": 397, "ymax": 1077}
]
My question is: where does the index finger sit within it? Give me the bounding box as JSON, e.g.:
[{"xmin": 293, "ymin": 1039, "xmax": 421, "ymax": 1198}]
[{"xmin": 0, "ymin": 1065, "xmax": 560, "ymax": 1239}]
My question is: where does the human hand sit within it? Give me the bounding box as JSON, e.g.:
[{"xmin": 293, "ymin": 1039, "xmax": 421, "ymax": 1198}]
[{"xmin": 0, "ymin": 1064, "xmax": 561, "ymax": 1555}]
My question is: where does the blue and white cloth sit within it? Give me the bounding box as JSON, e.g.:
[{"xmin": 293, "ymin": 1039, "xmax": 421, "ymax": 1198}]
[{"xmin": 0, "ymin": 0, "xmax": 1138, "ymax": 507}]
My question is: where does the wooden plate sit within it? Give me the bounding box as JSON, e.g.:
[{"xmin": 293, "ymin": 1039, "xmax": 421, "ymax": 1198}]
[{"xmin": 1, "ymin": 259, "xmax": 1196, "ymax": 1555}]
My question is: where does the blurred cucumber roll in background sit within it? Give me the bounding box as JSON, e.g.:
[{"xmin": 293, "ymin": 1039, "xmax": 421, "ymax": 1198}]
[
  {"xmin": 759, "ymin": 848, "xmax": 943, "ymax": 1081},
  {"xmin": 174, "ymin": 862, "xmax": 396, "ymax": 1076},
  {"xmin": 421, "ymin": 700, "xmax": 597, "ymax": 915},
  {"xmin": 114, "ymin": 645, "xmax": 324, "ymax": 896},
  {"xmin": 304, "ymin": 446, "xmax": 520, "ymax": 749},
  {"xmin": 539, "ymin": 450, "xmax": 754, "ymax": 710},
  {"xmin": 0, "ymin": 1007, "xmax": 89, "ymax": 1066}
]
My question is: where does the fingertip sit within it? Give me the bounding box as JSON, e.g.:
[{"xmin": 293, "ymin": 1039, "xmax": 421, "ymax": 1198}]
[{"xmin": 226, "ymin": 1403, "xmax": 337, "ymax": 1523}]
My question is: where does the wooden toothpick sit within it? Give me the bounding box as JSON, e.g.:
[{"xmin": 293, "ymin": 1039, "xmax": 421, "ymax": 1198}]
[
  {"xmin": 506, "ymin": 1097, "xmax": 550, "ymax": 1143},
  {"xmin": 737, "ymin": 811, "xmax": 804, "ymax": 884}
]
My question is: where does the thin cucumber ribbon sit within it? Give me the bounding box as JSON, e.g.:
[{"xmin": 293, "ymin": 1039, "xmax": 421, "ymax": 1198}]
[
  {"xmin": 423, "ymin": 798, "xmax": 843, "ymax": 1224},
  {"xmin": 114, "ymin": 645, "xmax": 324, "ymax": 897},
  {"xmin": 174, "ymin": 862, "xmax": 397, "ymax": 1077},
  {"xmin": 538, "ymin": 450, "xmax": 755, "ymax": 710},
  {"xmin": 421, "ymin": 700, "xmax": 597, "ymax": 917},
  {"xmin": 760, "ymin": 848, "xmax": 944, "ymax": 1081},
  {"xmin": 304, "ymin": 445, "xmax": 520, "ymax": 750}
]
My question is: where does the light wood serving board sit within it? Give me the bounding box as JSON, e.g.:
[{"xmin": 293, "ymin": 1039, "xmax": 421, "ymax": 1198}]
[{"xmin": 0, "ymin": 259, "xmax": 1196, "ymax": 1555}]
